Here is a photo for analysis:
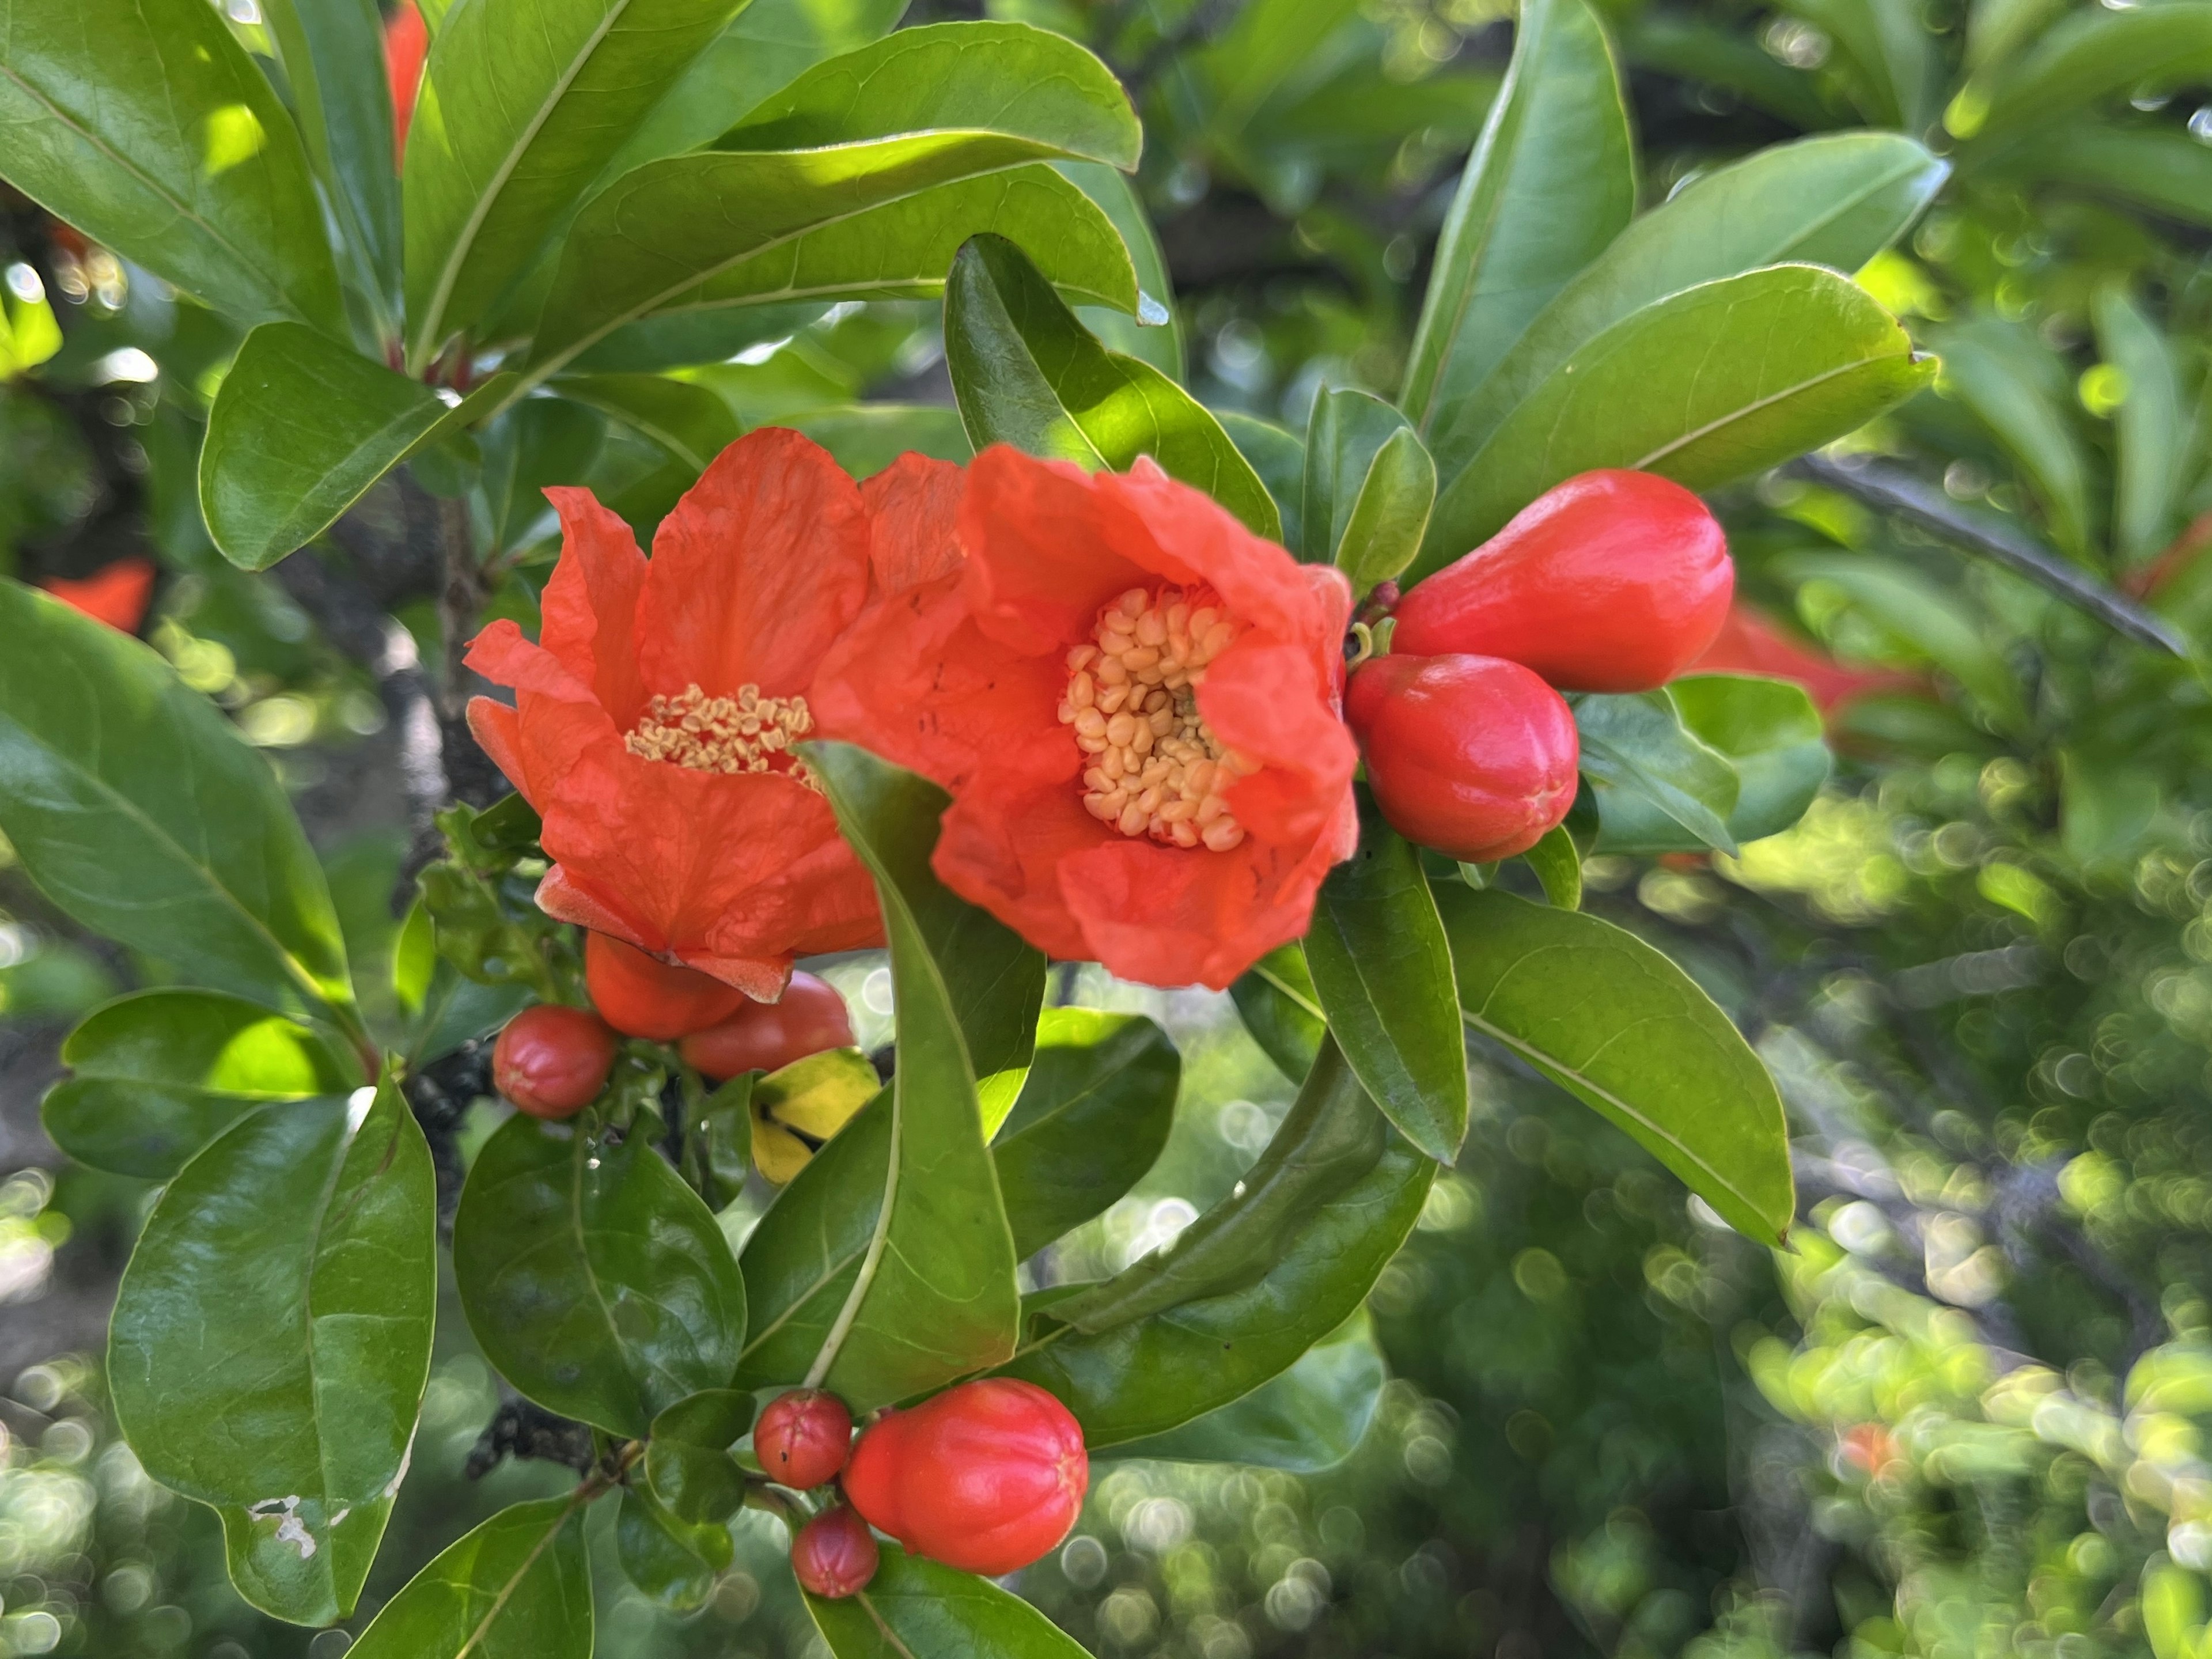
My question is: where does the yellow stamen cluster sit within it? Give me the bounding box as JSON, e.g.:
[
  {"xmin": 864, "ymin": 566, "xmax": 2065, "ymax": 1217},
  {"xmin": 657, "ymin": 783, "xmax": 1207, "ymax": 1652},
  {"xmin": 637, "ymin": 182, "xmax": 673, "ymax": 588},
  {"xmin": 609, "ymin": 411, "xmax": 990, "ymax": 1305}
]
[
  {"xmin": 1058, "ymin": 586, "xmax": 1256, "ymax": 851},
  {"xmin": 626, "ymin": 683, "xmax": 821, "ymax": 791}
]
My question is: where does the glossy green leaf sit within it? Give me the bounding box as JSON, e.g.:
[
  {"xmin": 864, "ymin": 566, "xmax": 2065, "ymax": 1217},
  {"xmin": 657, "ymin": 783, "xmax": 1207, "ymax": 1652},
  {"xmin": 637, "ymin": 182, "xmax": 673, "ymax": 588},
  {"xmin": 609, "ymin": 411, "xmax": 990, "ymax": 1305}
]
[
  {"xmin": 790, "ymin": 404, "xmax": 974, "ymax": 479},
  {"xmin": 1220, "ymin": 412, "xmax": 1306, "ymax": 554},
  {"xmin": 1424, "ymin": 264, "xmax": 1934, "ymax": 566},
  {"xmin": 1592, "ymin": 676, "xmax": 1831, "ymax": 854},
  {"xmin": 783, "ymin": 742, "xmax": 1022, "ymax": 1406},
  {"xmin": 555, "ymin": 372, "xmax": 742, "ymax": 525},
  {"xmin": 1060, "ymin": 159, "xmax": 1185, "ymax": 380},
  {"xmin": 1400, "ymin": 0, "xmax": 1634, "ymax": 435},
  {"xmin": 109, "ymin": 1080, "xmax": 435, "ymax": 1625},
  {"xmin": 995, "ymin": 1009, "xmax": 1181, "ymax": 1259},
  {"xmin": 616, "ymin": 1485, "xmax": 730, "ymax": 1614},
  {"xmin": 999, "ymin": 1039, "xmax": 1433, "ymax": 1446},
  {"xmin": 1781, "ymin": 0, "xmax": 1942, "ymax": 129},
  {"xmin": 1105, "ymin": 1310, "xmax": 1385, "ymax": 1472},
  {"xmin": 262, "ymin": 0, "xmax": 402, "ymax": 324},
  {"xmin": 525, "ymin": 22, "xmax": 1142, "ymax": 376},
  {"xmin": 1576, "ymin": 690, "xmax": 1741, "ymax": 855},
  {"xmin": 0, "ymin": 584, "xmax": 355, "ymax": 1021},
  {"xmin": 1926, "ymin": 314, "xmax": 2095, "ymax": 558},
  {"xmin": 643, "ymin": 1389, "xmax": 753, "ymax": 1526},
  {"xmin": 1304, "ymin": 792, "xmax": 1468, "ymax": 1164},
  {"xmin": 0, "ymin": 0, "xmax": 343, "ymax": 332},
  {"xmin": 2096, "ymin": 287, "xmax": 2189, "ymax": 569},
  {"xmin": 396, "ymin": 901, "xmax": 535, "ymax": 1063},
  {"xmin": 1974, "ymin": 5, "xmax": 2212, "ymax": 142},
  {"xmin": 1437, "ymin": 884, "xmax": 1793, "ymax": 1243},
  {"xmin": 1522, "ymin": 824, "xmax": 1584, "ymax": 910},
  {"xmin": 346, "ymin": 1495, "xmax": 593, "ymax": 1659},
  {"xmin": 454, "ymin": 1113, "xmax": 748, "ymax": 1437},
  {"xmin": 1423, "ymin": 131, "xmax": 1947, "ymax": 550},
  {"xmin": 1302, "ymin": 388, "xmax": 1435, "ymax": 592},
  {"xmin": 401, "ymin": 0, "xmax": 747, "ymax": 366},
  {"xmin": 44, "ymin": 990, "xmax": 355, "ymax": 1180},
  {"xmin": 944, "ymin": 233, "xmax": 1281, "ymax": 538},
  {"xmin": 807, "ymin": 1540, "xmax": 1091, "ymax": 1658},
  {"xmin": 201, "ymin": 323, "xmax": 457, "ymax": 571},
  {"xmin": 478, "ymin": 397, "xmax": 608, "ymax": 557},
  {"xmin": 1229, "ymin": 943, "xmax": 1325, "ymax": 1082}
]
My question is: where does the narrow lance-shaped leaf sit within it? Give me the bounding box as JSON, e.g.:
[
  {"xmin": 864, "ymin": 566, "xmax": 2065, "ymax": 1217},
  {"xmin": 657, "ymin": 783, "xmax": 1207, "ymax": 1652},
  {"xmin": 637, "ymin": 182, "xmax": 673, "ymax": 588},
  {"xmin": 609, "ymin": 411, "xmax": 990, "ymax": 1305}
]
[
  {"xmin": 454, "ymin": 1112, "xmax": 748, "ymax": 1438},
  {"xmin": 0, "ymin": 0, "xmax": 343, "ymax": 331},
  {"xmin": 1230, "ymin": 942, "xmax": 1326, "ymax": 1082},
  {"xmin": 1424, "ymin": 264, "xmax": 1935, "ymax": 566},
  {"xmin": 1971, "ymin": 4, "xmax": 2212, "ymax": 143},
  {"xmin": 0, "ymin": 584, "xmax": 356, "ymax": 1023},
  {"xmin": 1303, "ymin": 791, "xmax": 1469, "ymax": 1164},
  {"xmin": 1400, "ymin": 0, "xmax": 1635, "ymax": 434},
  {"xmin": 345, "ymin": 1495, "xmax": 594, "ymax": 1659},
  {"xmin": 402, "ymin": 0, "xmax": 748, "ymax": 367},
  {"xmin": 43, "ymin": 990, "xmax": 357, "ymax": 1180},
  {"xmin": 524, "ymin": 22, "xmax": 1142, "ymax": 377},
  {"xmin": 945, "ymin": 233, "xmax": 1281, "ymax": 539},
  {"xmin": 797, "ymin": 742, "xmax": 1023, "ymax": 1405},
  {"xmin": 109, "ymin": 1078, "xmax": 437, "ymax": 1626},
  {"xmin": 1437, "ymin": 884, "xmax": 1794, "ymax": 1243},
  {"xmin": 2096, "ymin": 286, "xmax": 2191, "ymax": 569}
]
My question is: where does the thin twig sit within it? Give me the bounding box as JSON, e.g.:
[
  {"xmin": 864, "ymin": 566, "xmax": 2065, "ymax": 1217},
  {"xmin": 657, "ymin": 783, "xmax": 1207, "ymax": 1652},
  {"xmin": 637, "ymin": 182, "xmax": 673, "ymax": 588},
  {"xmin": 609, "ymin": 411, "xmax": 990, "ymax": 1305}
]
[{"xmin": 1789, "ymin": 453, "xmax": 2191, "ymax": 658}]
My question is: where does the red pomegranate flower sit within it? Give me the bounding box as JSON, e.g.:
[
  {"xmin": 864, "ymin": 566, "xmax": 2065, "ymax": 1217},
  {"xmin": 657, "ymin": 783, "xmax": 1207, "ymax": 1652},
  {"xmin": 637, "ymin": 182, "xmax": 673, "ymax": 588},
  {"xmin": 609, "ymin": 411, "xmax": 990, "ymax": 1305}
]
[
  {"xmin": 41, "ymin": 556, "xmax": 155, "ymax": 634},
  {"xmin": 466, "ymin": 429, "xmax": 883, "ymax": 1000},
  {"xmin": 813, "ymin": 446, "xmax": 1358, "ymax": 990}
]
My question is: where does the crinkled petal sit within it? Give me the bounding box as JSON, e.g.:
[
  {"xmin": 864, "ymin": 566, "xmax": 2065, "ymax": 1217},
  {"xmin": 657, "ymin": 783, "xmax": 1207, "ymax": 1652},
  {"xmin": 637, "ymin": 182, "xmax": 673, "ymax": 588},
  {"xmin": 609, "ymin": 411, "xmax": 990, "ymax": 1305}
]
[
  {"xmin": 861, "ymin": 450, "xmax": 965, "ymax": 592},
  {"xmin": 539, "ymin": 488, "xmax": 649, "ymax": 728},
  {"xmin": 931, "ymin": 782, "xmax": 1100, "ymax": 964},
  {"xmin": 463, "ymin": 623, "xmax": 626, "ymax": 809},
  {"xmin": 957, "ymin": 448, "xmax": 1153, "ymax": 655},
  {"xmin": 640, "ymin": 427, "xmax": 870, "ymax": 698},
  {"xmin": 1198, "ymin": 635, "xmax": 1358, "ymax": 849}
]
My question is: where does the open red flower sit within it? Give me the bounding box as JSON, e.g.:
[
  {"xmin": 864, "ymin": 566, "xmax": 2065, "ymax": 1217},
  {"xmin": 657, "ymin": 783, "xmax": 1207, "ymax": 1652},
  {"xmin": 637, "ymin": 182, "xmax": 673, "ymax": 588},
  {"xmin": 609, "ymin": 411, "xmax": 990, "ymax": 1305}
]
[
  {"xmin": 813, "ymin": 447, "xmax": 1357, "ymax": 990},
  {"xmin": 465, "ymin": 429, "xmax": 883, "ymax": 1000}
]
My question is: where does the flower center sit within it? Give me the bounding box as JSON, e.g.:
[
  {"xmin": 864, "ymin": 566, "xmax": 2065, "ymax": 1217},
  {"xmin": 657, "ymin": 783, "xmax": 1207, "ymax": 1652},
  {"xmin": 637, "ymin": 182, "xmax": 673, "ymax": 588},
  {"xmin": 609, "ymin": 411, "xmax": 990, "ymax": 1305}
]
[
  {"xmin": 1057, "ymin": 585, "xmax": 1256, "ymax": 851},
  {"xmin": 625, "ymin": 683, "xmax": 822, "ymax": 791}
]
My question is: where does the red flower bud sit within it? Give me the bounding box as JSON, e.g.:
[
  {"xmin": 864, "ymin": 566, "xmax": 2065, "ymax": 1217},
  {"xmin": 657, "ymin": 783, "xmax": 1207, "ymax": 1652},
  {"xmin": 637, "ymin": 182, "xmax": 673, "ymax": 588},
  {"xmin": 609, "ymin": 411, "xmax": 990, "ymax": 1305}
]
[
  {"xmin": 841, "ymin": 1379, "xmax": 1087, "ymax": 1577},
  {"xmin": 585, "ymin": 930, "xmax": 750, "ymax": 1042},
  {"xmin": 678, "ymin": 972, "xmax": 855, "ymax": 1080},
  {"xmin": 1346, "ymin": 653, "xmax": 1578, "ymax": 863},
  {"xmin": 1393, "ymin": 469, "xmax": 1732, "ymax": 693},
  {"xmin": 756, "ymin": 1388, "xmax": 853, "ymax": 1490},
  {"xmin": 791, "ymin": 1504, "xmax": 878, "ymax": 1599},
  {"xmin": 492, "ymin": 1006, "xmax": 617, "ymax": 1119}
]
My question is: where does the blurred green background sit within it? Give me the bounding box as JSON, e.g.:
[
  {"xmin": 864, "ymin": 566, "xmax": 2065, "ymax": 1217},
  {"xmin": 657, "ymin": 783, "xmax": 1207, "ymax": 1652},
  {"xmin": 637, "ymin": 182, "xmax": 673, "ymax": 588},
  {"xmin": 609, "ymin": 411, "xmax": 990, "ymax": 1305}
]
[{"xmin": 8, "ymin": 0, "xmax": 2212, "ymax": 1654}]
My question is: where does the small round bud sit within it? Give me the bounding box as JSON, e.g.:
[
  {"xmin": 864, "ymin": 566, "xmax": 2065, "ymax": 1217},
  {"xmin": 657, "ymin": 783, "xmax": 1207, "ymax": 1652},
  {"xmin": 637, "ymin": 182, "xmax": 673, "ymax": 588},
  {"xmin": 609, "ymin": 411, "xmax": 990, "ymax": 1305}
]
[
  {"xmin": 679, "ymin": 971, "xmax": 855, "ymax": 1079},
  {"xmin": 584, "ymin": 930, "xmax": 749, "ymax": 1041},
  {"xmin": 492, "ymin": 1006, "xmax": 617, "ymax": 1119},
  {"xmin": 791, "ymin": 1505, "xmax": 878, "ymax": 1600},
  {"xmin": 756, "ymin": 1388, "xmax": 853, "ymax": 1490}
]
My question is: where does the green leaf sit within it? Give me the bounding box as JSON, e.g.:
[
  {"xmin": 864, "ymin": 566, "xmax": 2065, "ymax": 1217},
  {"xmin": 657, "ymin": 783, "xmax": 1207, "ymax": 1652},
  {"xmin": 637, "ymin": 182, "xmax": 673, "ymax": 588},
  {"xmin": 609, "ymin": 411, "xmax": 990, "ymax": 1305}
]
[
  {"xmin": 643, "ymin": 1389, "xmax": 753, "ymax": 1526},
  {"xmin": 1620, "ymin": 14, "xmax": 1835, "ymax": 128},
  {"xmin": 1060, "ymin": 159, "xmax": 1185, "ymax": 380},
  {"xmin": 2061, "ymin": 748, "xmax": 2161, "ymax": 869},
  {"xmin": 1926, "ymin": 313, "xmax": 2096, "ymax": 558},
  {"xmin": 396, "ymin": 900, "xmax": 535, "ymax": 1063},
  {"xmin": 999, "ymin": 1039, "xmax": 1434, "ymax": 1446},
  {"xmin": 944, "ymin": 233, "xmax": 1281, "ymax": 539},
  {"xmin": 1301, "ymin": 388, "xmax": 1434, "ymax": 580},
  {"xmin": 1521, "ymin": 824, "xmax": 1583, "ymax": 910},
  {"xmin": 0, "ymin": 0, "xmax": 343, "ymax": 332},
  {"xmin": 790, "ymin": 404, "xmax": 975, "ymax": 479},
  {"xmin": 1400, "ymin": 0, "xmax": 1634, "ymax": 435},
  {"xmin": 109, "ymin": 1079, "xmax": 435, "ymax": 1625},
  {"xmin": 478, "ymin": 397, "xmax": 608, "ymax": 558},
  {"xmin": 401, "ymin": 0, "xmax": 748, "ymax": 367},
  {"xmin": 1781, "ymin": 550, "xmax": 2029, "ymax": 727},
  {"xmin": 1779, "ymin": 0, "xmax": 1942, "ymax": 130},
  {"xmin": 555, "ymin": 372, "xmax": 743, "ymax": 526},
  {"xmin": 525, "ymin": 22, "xmax": 1142, "ymax": 376},
  {"xmin": 995, "ymin": 1009, "xmax": 1180, "ymax": 1259},
  {"xmin": 1424, "ymin": 264, "xmax": 1934, "ymax": 567},
  {"xmin": 454, "ymin": 1113, "xmax": 748, "ymax": 1438},
  {"xmin": 1423, "ymin": 130, "xmax": 1947, "ymax": 557},
  {"xmin": 1576, "ymin": 691, "xmax": 1742, "ymax": 855},
  {"xmin": 1973, "ymin": 5, "xmax": 2212, "ymax": 143},
  {"xmin": 1229, "ymin": 944, "xmax": 1325, "ymax": 1082},
  {"xmin": 43, "ymin": 990, "xmax": 355, "ymax": 1180},
  {"xmin": 0, "ymin": 583, "xmax": 355, "ymax": 1021},
  {"xmin": 262, "ymin": 0, "xmax": 402, "ymax": 325},
  {"xmin": 783, "ymin": 742, "xmax": 1022, "ymax": 1406},
  {"xmin": 345, "ymin": 1495, "xmax": 594, "ymax": 1658},
  {"xmin": 200, "ymin": 323, "xmax": 470, "ymax": 571},
  {"xmin": 616, "ymin": 1485, "xmax": 730, "ymax": 1614},
  {"xmin": 2095, "ymin": 286, "xmax": 2190, "ymax": 570},
  {"xmin": 1103, "ymin": 1309, "xmax": 1385, "ymax": 1473},
  {"xmin": 1591, "ymin": 676, "xmax": 1831, "ymax": 854},
  {"xmin": 2014, "ymin": 122, "xmax": 2212, "ymax": 232},
  {"xmin": 1436, "ymin": 885, "xmax": 1794, "ymax": 1243},
  {"xmin": 1303, "ymin": 791, "xmax": 1469, "ymax": 1164},
  {"xmin": 1220, "ymin": 412, "xmax": 1306, "ymax": 554},
  {"xmin": 807, "ymin": 1540, "xmax": 1092, "ymax": 1657}
]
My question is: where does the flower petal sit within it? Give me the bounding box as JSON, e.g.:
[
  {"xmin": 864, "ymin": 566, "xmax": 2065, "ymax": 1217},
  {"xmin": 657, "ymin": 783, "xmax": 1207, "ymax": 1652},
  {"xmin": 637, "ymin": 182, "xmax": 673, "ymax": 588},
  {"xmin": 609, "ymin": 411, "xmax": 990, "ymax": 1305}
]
[
  {"xmin": 639, "ymin": 427, "xmax": 870, "ymax": 698},
  {"xmin": 540, "ymin": 487, "xmax": 649, "ymax": 728},
  {"xmin": 862, "ymin": 450, "xmax": 965, "ymax": 592},
  {"xmin": 931, "ymin": 782, "xmax": 1100, "ymax": 964},
  {"xmin": 957, "ymin": 447, "xmax": 1152, "ymax": 655},
  {"xmin": 1198, "ymin": 635, "xmax": 1358, "ymax": 848}
]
